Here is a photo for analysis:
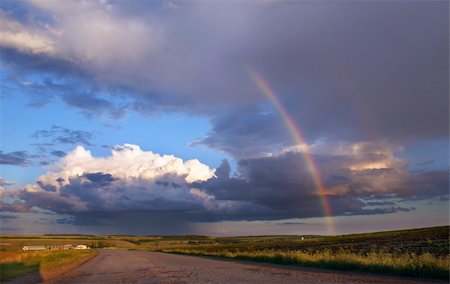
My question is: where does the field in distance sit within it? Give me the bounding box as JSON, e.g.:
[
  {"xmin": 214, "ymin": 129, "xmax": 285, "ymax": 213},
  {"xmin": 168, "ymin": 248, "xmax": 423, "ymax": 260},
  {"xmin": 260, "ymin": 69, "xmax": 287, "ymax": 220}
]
[{"xmin": 1, "ymin": 226, "xmax": 448, "ymax": 281}]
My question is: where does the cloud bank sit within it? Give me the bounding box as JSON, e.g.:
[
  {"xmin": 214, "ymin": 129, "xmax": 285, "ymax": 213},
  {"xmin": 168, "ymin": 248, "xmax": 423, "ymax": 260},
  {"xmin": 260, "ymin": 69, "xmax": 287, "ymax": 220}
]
[{"xmin": 2, "ymin": 143, "xmax": 447, "ymax": 234}]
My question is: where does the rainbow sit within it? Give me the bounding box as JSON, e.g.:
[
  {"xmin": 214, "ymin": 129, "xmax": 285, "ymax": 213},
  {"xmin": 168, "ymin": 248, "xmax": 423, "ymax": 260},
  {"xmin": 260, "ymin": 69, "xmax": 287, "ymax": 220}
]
[{"xmin": 246, "ymin": 67, "xmax": 335, "ymax": 234}]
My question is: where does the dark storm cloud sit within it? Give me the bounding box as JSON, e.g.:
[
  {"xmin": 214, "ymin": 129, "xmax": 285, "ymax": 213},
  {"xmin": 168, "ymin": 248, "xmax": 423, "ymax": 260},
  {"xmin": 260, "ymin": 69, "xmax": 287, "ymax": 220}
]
[
  {"xmin": 32, "ymin": 125, "xmax": 94, "ymax": 146},
  {"xmin": 365, "ymin": 201, "xmax": 396, "ymax": 206},
  {"xmin": 1, "ymin": 1, "xmax": 447, "ymax": 156},
  {"xmin": 276, "ymin": 222, "xmax": 306, "ymax": 226},
  {"xmin": 68, "ymin": 211, "xmax": 196, "ymax": 235},
  {"xmin": 155, "ymin": 180, "xmax": 181, "ymax": 188},
  {"xmin": 0, "ymin": 48, "xmax": 82, "ymax": 81},
  {"xmin": 56, "ymin": 173, "xmax": 119, "ymax": 210},
  {"xmin": 56, "ymin": 217, "xmax": 74, "ymax": 225},
  {"xmin": 215, "ymin": 159, "xmax": 231, "ymax": 180},
  {"xmin": 0, "ymin": 150, "xmax": 31, "ymax": 166},
  {"xmin": 394, "ymin": 170, "xmax": 450, "ymax": 200},
  {"xmin": 0, "ymin": 200, "xmax": 30, "ymax": 213},
  {"xmin": 192, "ymin": 108, "xmax": 290, "ymax": 158},
  {"xmin": 0, "ymin": 213, "xmax": 18, "ymax": 220},
  {"xmin": 193, "ymin": 150, "xmax": 448, "ymax": 221},
  {"xmin": 36, "ymin": 180, "xmax": 57, "ymax": 192},
  {"xmin": 0, "ymin": 227, "xmax": 21, "ymax": 233},
  {"xmin": 17, "ymin": 189, "xmax": 85, "ymax": 214}
]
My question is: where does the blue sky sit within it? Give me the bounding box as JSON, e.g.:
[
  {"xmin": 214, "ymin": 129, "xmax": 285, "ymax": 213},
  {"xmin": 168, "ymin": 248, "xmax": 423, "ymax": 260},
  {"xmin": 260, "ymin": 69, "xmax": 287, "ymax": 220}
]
[
  {"xmin": 1, "ymin": 72, "xmax": 231, "ymax": 184},
  {"xmin": 0, "ymin": 0, "xmax": 448, "ymax": 236}
]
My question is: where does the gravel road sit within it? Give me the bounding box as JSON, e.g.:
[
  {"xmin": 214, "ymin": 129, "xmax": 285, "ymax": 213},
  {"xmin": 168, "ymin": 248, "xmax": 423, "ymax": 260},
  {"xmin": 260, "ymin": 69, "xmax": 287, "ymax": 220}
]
[{"xmin": 47, "ymin": 249, "xmax": 442, "ymax": 284}]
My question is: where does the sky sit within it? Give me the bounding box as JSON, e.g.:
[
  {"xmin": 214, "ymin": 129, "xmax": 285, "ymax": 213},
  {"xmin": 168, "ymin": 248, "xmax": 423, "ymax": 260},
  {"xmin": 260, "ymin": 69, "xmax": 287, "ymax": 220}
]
[{"xmin": 0, "ymin": 0, "xmax": 448, "ymax": 236}]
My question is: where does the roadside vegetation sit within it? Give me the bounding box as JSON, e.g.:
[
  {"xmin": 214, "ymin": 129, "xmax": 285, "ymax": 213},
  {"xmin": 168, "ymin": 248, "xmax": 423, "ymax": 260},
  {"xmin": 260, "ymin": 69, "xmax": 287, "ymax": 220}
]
[
  {"xmin": 162, "ymin": 248, "xmax": 448, "ymax": 279},
  {"xmin": 0, "ymin": 250, "xmax": 96, "ymax": 281},
  {"xmin": 158, "ymin": 226, "xmax": 449, "ymax": 280}
]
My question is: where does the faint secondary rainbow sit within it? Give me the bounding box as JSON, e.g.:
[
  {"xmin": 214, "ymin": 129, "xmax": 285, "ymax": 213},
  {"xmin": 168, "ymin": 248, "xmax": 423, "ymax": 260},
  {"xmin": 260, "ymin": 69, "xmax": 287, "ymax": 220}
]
[
  {"xmin": 325, "ymin": 58, "xmax": 378, "ymax": 141},
  {"xmin": 246, "ymin": 67, "xmax": 335, "ymax": 234}
]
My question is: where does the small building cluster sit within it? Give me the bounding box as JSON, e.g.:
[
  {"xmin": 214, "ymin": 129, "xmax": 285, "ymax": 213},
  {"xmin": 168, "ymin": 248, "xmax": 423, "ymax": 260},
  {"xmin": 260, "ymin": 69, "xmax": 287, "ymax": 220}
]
[{"xmin": 22, "ymin": 244, "xmax": 89, "ymax": 251}]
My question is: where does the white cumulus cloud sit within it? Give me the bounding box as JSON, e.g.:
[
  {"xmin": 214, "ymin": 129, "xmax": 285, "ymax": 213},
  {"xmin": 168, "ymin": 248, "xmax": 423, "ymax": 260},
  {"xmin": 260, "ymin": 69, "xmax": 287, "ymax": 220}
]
[
  {"xmin": 31, "ymin": 144, "xmax": 215, "ymax": 191},
  {"xmin": 12, "ymin": 144, "xmax": 217, "ymax": 214}
]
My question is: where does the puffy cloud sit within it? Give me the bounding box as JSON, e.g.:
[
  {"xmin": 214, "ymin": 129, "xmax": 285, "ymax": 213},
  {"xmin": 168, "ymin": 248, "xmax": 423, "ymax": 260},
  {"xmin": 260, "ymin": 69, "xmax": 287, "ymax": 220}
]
[
  {"xmin": 11, "ymin": 144, "xmax": 215, "ymax": 214},
  {"xmin": 29, "ymin": 143, "xmax": 215, "ymax": 190}
]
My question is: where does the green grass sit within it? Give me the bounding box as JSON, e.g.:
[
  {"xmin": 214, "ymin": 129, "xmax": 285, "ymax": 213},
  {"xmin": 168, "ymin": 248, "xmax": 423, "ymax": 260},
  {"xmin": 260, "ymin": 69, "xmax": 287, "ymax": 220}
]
[
  {"xmin": 0, "ymin": 262, "xmax": 39, "ymax": 281},
  {"xmin": 0, "ymin": 250, "xmax": 97, "ymax": 281}
]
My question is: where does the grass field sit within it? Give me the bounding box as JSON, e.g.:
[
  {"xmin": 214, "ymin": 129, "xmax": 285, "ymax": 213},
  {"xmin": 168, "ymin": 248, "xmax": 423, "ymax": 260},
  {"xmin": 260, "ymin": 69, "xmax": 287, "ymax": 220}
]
[
  {"xmin": 157, "ymin": 226, "xmax": 449, "ymax": 280},
  {"xmin": 1, "ymin": 226, "xmax": 448, "ymax": 280},
  {"xmin": 0, "ymin": 250, "xmax": 97, "ymax": 281}
]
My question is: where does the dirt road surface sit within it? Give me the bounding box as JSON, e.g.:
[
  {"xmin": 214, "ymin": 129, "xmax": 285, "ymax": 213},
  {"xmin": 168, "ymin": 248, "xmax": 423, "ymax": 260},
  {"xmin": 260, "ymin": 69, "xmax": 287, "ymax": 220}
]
[{"xmin": 45, "ymin": 249, "xmax": 442, "ymax": 284}]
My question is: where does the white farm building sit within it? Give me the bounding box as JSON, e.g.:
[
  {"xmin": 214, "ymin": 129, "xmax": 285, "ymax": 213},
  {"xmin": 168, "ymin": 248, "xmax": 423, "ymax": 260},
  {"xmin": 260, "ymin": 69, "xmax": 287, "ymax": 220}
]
[
  {"xmin": 22, "ymin": 246, "xmax": 46, "ymax": 251},
  {"xmin": 22, "ymin": 244, "xmax": 89, "ymax": 251}
]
